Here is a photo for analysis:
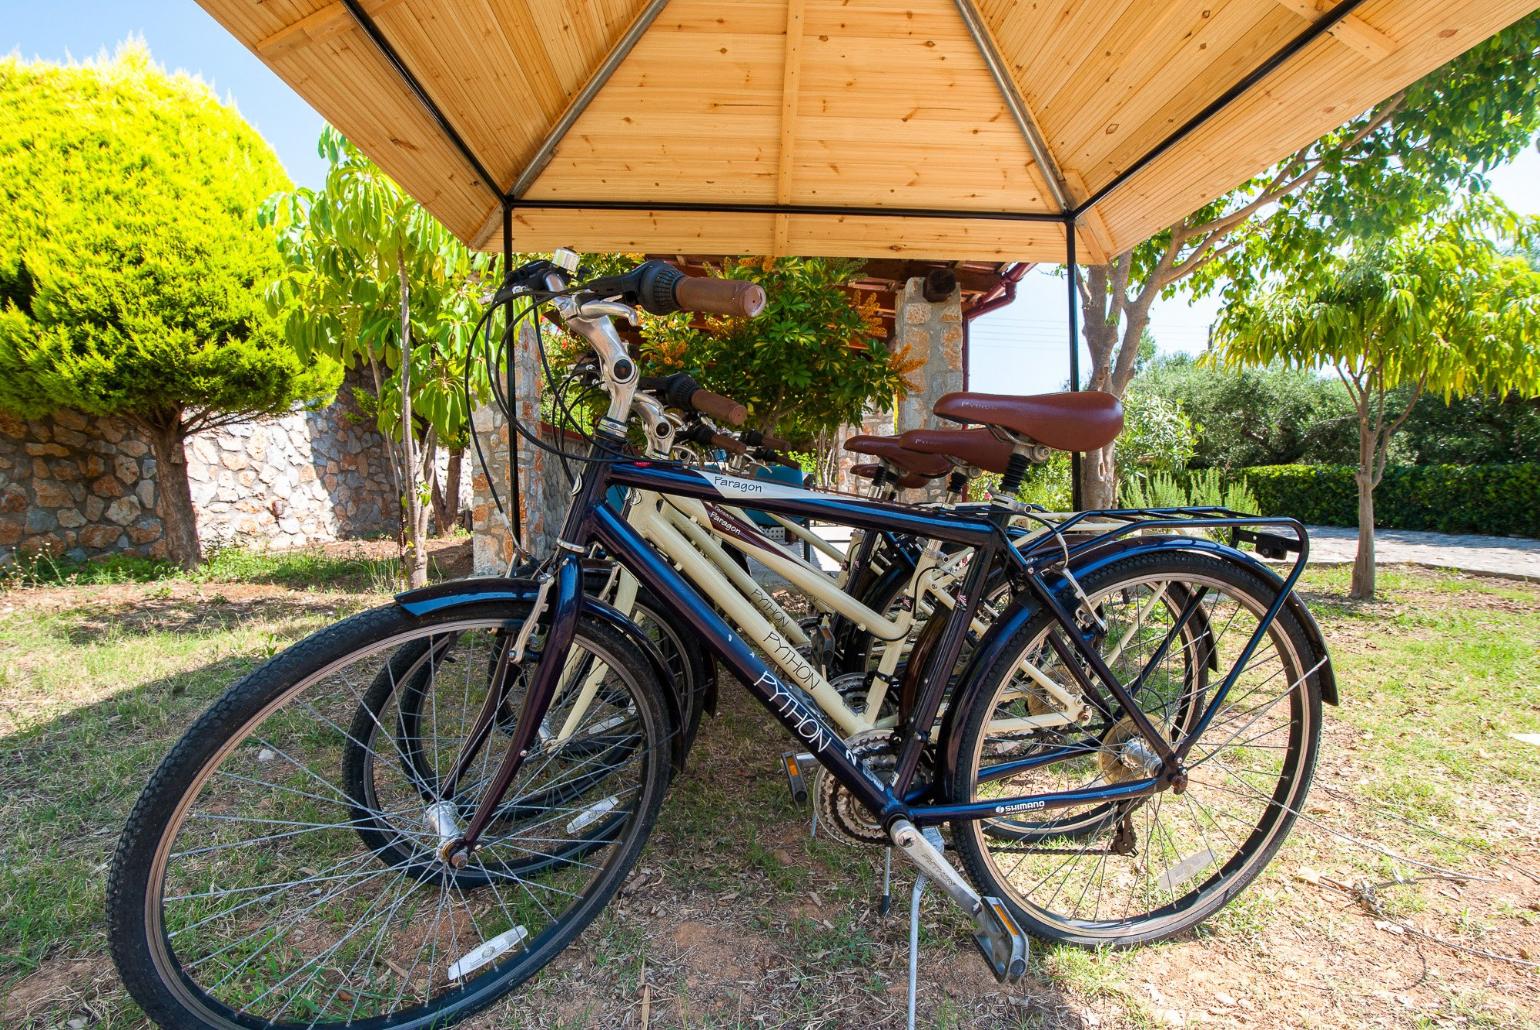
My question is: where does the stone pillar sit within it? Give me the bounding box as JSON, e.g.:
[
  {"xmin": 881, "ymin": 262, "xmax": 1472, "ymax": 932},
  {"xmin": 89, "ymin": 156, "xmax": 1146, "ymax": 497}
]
[
  {"xmin": 892, "ymin": 275, "xmax": 964, "ymax": 499},
  {"xmin": 471, "ymin": 324, "xmax": 557, "ymax": 574}
]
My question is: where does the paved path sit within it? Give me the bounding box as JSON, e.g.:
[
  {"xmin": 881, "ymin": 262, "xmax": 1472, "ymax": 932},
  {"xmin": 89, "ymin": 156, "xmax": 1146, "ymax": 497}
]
[{"xmin": 1299, "ymin": 525, "xmax": 1540, "ymax": 581}]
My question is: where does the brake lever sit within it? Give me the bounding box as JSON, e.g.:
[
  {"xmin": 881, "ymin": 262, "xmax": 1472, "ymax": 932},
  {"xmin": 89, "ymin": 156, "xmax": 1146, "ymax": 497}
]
[{"xmin": 575, "ymin": 298, "xmax": 639, "ymax": 325}]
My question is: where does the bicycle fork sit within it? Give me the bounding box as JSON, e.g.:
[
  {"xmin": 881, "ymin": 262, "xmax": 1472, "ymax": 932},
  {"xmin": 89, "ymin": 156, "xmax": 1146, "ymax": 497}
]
[{"xmin": 438, "ymin": 551, "xmax": 586, "ymax": 868}]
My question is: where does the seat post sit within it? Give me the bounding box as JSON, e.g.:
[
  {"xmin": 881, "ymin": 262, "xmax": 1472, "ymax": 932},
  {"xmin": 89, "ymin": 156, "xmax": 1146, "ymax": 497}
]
[{"xmin": 998, "ymin": 449, "xmax": 1032, "ymax": 495}]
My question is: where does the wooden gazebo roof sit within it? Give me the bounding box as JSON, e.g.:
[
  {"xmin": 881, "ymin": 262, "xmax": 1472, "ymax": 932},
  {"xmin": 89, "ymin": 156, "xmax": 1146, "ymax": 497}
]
[{"xmin": 200, "ymin": 0, "xmax": 1535, "ymax": 263}]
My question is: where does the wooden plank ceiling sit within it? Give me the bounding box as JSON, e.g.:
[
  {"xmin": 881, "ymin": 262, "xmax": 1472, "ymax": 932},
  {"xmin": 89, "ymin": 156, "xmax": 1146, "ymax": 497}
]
[{"xmin": 199, "ymin": 0, "xmax": 1539, "ymax": 262}]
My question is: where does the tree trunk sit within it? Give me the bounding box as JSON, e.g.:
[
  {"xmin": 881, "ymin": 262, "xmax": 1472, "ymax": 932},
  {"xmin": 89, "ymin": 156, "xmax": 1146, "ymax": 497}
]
[
  {"xmin": 430, "ymin": 446, "xmax": 458, "ymax": 534},
  {"xmin": 1081, "ymin": 441, "xmax": 1119, "ymax": 509},
  {"xmin": 145, "ymin": 421, "xmax": 201, "ymax": 570},
  {"xmin": 1075, "ymin": 259, "xmax": 1155, "ymax": 510},
  {"xmin": 398, "ymin": 261, "xmax": 430, "ymax": 589},
  {"xmin": 419, "ymin": 429, "xmax": 439, "ymax": 535},
  {"xmin": 443, "ymin": 448, "xmax": 464, "ymax": 532},
  {"xmin": 1351, "ymin": 466, "xmax": 1376, "ymax": 601}
]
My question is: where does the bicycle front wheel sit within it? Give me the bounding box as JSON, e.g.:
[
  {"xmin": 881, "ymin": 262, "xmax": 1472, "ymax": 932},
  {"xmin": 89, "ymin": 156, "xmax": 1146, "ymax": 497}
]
[
  {"xmin": 950, "ymin": 549, "xmax": 1323, "ymax": 947},
  {"xmin": 108, "ymin": 600, "xmax": 670, "ymax": 1029}
]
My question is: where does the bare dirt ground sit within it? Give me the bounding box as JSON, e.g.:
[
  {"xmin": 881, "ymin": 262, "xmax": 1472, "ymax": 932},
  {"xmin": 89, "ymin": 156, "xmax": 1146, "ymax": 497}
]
[{"xmin": 472, "ymin": 679, "xmax": 1540, "ymax": 1030}]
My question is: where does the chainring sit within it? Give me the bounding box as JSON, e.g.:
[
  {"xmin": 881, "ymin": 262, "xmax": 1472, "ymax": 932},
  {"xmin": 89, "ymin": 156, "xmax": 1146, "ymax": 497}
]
[{"xmin": 812, "ymin": 730, "xmax": 898, "ymax": 847}]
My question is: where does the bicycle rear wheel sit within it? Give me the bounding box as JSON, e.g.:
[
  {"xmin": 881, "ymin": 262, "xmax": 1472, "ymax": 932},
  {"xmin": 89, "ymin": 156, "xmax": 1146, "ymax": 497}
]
[
  {"xmin": 950, "ymin": 549, "xmax": 1323, "ymax": 947},
  {"xmin": 108, "ymin": 600, "xmax": 670, "ymax": 1029}
]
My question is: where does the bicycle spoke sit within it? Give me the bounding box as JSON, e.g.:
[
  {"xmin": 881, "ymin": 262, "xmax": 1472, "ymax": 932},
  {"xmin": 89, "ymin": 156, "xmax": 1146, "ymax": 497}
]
[
  {"xmin": 960, "ymin": 558, "xmax": 1318, "ymax": 944},
  {"xmin": 117, "ymin": 612, "xmax": 665, "ymax": 1027}
]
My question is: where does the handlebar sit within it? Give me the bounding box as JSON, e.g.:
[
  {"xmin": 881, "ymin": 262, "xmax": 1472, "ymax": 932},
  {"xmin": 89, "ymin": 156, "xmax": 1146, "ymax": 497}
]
[
  {"xmin": 683, "ymin": 423, "xmax": 748, "ymax": 455},
  {"xmin": 638, "ymin": 373, "xmax": 747, "ymax": 427},
  {"xmin": 674, "ymin": 276, "xmax": 766, "ymax": 317},
  {"xmin": 496, "ymin": 256, "xmax": 772, "ymax": 440},
  {"xmin": 690, "ymin": 390, "xmax": 748, "ymax": 426},
  {"xmin": 580, "ymin": 260, "xmax": 766, "ymax": 318},
  {"xmin": 742, "ymin": 429, "xmax": 807, "ymax": 453}
]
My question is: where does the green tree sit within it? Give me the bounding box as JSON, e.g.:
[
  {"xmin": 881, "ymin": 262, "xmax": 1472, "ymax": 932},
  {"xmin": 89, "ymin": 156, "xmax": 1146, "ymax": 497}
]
[
  {"xmin": 639, "ymin": 257, "xmax": 915, "ymax": 453},
  {"xmin": 1073, "ymin": 16, "xmax": 1540, "ymax": 507},
  {"xmin": 261, "ymin": 128, "xmax": 495, "ymax": 586},
  {"xmin": 0, "ymin": 42, "xmax": 340, "ymax": 568},
  {"xmin": 1134, "ymin": 355, "xmax": 1358, "ymax": 469},
  {"xmin": 1393, "ymin": 390, "xmax": 1540, "ymax": 464},
  {"xmin": 1212, "ymin": 206, "xmax": 1540, "ymax": 599},
  {"xmin": 1117, "ymin": 387, "xmax": 1197, "ymax": 478}
]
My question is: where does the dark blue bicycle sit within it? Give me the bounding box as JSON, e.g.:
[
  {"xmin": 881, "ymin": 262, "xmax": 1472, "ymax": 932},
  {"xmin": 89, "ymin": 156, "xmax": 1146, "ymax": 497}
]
[{"xmin": 108, "ymin": 256, "xmax": 1334, "ymax": 1029}]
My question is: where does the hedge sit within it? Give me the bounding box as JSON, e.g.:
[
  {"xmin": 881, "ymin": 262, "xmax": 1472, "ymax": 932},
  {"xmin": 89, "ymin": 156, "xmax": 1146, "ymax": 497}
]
[{"xmin": 1236, "ymin": 463, "xmax": 1540, "ymax": 539}]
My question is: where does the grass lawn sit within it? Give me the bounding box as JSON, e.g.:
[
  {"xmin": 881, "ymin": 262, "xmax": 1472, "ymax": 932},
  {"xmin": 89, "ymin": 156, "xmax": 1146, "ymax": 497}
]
[{"xmin": 0, "ymin": 556, "xmax": 1535, "ymax": 1028}]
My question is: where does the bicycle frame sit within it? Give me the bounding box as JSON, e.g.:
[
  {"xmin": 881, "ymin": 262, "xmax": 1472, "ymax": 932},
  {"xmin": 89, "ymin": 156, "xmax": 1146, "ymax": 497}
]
[
  {"xmin": 610, "ymin": 467, "xmax": 1097, "ymax": 740},
  {"xmin": 435, "ymin": 279, "xmax": 1321, "ymax": 860},
  {"xmin": 613, "ymin": 452, "xmax": 1116, "ymax": 739},
  {"xmin": 447, "ymin": 439, "xmax": 1320, "ymax": 860}
]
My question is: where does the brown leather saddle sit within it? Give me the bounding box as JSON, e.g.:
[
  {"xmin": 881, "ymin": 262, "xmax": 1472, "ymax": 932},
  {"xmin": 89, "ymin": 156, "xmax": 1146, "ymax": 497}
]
[
  {"xmin": 897, "ymin": 427, "xmax": 1014, "ymax": 475},
  {"xmin": 932, "ymin": 390, "xmax": 1123, "ymax": 452},
  {"xmin": 848, "ymin": 462, "xmax": 935, "ymax": 490},
  {"xmin": 843, "ymin": 434, "xmax": 952, "ymax": 480}
]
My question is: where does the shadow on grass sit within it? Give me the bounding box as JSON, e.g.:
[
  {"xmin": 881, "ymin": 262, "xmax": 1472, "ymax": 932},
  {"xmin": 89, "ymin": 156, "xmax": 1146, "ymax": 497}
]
[
  {"xmin": 0, "ymin": 540, "xmax": 471, "ymax": 595},
  {"xmin": 0, "ymin": 621, "xmax": 1092, "ymax": 1030},
  {"xmin": 1, "ymin": 647, "xmax": 287, "ymax": 1024},
  {"xmin": 58, "ymin": 592, "xmax": 357, "ymax": 645}
]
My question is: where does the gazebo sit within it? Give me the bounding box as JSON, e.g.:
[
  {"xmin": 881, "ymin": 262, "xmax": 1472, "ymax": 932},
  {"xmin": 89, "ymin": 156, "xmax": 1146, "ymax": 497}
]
[{"xmin": 198, "ymin": 0, "xmax": 1537, "ymax": 551}]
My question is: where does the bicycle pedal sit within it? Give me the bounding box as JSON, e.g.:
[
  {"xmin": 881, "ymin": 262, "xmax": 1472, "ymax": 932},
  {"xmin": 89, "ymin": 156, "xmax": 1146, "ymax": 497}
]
[
  {"xmin": 971, "ymin": 896, "xmax": 1029, "ymax": 985},
  {"xmin": 781, "ymin": 751, "xmax": 813, "ymax": 805}
]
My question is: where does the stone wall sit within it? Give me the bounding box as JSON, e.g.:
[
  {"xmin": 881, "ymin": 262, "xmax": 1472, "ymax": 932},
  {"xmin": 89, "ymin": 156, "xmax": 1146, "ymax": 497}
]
[
  {"xmin": 0, "ymin": 410, "xmax": 163, "ymax": 559},
  {"xmin": 832, "ymin": 276, "xmax": 964, "ymax": 497},
  {"xmin": 0, "ymin": 381, "xmax": 403, "ymax": 564},
  {"xmin": 187, "ymin": 389, "xmax": 396, "ymax": 551}
]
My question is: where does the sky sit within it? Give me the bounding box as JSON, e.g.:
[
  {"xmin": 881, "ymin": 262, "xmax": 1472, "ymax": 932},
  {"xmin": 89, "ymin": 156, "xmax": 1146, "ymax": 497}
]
[
  {"xmin": 5, "ymin": 1, "xmax": 1538, "ymax": 393},
  {"xmin": 1, "ymin": 1, "xmax": 331, "ymax": 187}
]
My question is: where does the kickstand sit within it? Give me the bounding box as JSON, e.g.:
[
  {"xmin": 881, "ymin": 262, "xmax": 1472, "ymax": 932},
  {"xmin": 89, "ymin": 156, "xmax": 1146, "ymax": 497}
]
[
  {"xmin": 879, "ymin": 846, "xmax": 893, "ymax": 917},
  {"xmin": 907, "ymin": 869, "xmax": 929, "ymax": 1030}
]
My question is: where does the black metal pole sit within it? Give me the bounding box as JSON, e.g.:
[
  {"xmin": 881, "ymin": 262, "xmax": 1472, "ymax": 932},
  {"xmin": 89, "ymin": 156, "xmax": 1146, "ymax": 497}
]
[
  {"xmin": 502, "ymin": 200, "xmax": 522, "ymax": 548},
  {"xmin": 339, "ymin": 0, "xmax": 504, "ymax": 202},
  {"xmin": 1066, "ymin": 219, "xmax": 1083, "ymax": 511}
]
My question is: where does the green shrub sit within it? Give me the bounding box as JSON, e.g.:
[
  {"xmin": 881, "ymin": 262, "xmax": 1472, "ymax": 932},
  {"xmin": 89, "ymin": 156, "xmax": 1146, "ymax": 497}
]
[
  {"xmin": 1238, "ymin": 463, "xmax": 1540, "ymax": 538},
  {"xmin": 1120, "ymin": 470, "xmax": 1260, "ymax": 542},
  {"xmin": 1123, "ymin": 469, "xmax": 1259, "ymax": 514}
]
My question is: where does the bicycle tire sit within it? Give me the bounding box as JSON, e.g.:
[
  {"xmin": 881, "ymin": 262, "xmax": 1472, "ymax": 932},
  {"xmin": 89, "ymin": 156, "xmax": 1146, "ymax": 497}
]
[
  {"xmin": 108, "ymin": 600, "xmax": 670, "ymax": 1029},
  {"xmin": 949, "ymin": 549, "xmax": 1323, "ymax": 948}
]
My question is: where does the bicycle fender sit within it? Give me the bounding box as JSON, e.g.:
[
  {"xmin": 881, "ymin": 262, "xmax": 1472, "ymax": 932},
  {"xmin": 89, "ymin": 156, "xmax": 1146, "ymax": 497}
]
[{"xmin": 395, "ymin": 577, "xmax": 689, "ymax": 773}]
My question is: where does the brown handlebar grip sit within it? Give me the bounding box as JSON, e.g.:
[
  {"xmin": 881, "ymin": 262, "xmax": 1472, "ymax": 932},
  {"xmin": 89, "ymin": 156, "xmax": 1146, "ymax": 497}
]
[
  {"xmin": 710, "ymin": 433, "xmax": 748, "ymax": 455},
  {"xmin": 758, "ymin": 432, "xmax": 810, "ymax": 453},
  {"xmin": 690, "ymin": 389, "xmax": 748, "ymax": 427},
  {"xmin": 674, "ymin": 277, "xmax": 767, "ymax": 318}
]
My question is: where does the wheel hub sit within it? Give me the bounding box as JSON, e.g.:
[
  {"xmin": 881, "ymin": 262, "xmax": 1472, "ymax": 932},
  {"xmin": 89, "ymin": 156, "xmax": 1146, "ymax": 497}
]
[{"xmin": 1099, "ymin": 717, "xmax": 1169, "ymax": 785}]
